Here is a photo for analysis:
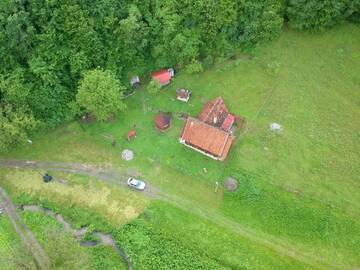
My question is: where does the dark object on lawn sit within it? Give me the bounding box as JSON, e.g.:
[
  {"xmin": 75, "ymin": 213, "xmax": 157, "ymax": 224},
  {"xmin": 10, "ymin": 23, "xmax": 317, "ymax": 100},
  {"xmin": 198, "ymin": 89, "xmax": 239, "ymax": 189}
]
[
  {"xmin": 127, "ymin": 130, "xmax": 137, "ymax": 141},
  {"xmin": 176, "ymin": 88, "xmax": 192, "ymax": 102},
  {"xmin": 175, "ymin": 112, "xmax": 188, "ymax": 120},
  {"xmin": 224, "ymin": 177, "xmax": 238, "ymax": 191},
  {"xmin": 80, "ymin": 113, "xmax": 96, "ymax": 123},
  {"xmin": 43, "ymin": 173, "xmax": 53, "ymax": 183},
  {"xmin": 154, "ymin": 112, "xmax": 171, "ymax": 131},
  {"xmin": 112, "ymin": 140, "xmax": 116, "ymax": 147}
]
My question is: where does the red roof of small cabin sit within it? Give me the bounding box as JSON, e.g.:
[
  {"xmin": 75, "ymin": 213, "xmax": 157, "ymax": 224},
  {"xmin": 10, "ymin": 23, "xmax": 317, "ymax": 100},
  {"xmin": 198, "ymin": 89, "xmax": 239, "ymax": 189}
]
[
  {"xmin": 154, "ymin": 112, "xmax": 171, "ymax": 130},
  {"xmin": 152, "ymin": 70, "xmax": 171, "ymax": 85},
  {"xmin": 221, "ymin": 114, "xmax": 235, "ymax": 132}
]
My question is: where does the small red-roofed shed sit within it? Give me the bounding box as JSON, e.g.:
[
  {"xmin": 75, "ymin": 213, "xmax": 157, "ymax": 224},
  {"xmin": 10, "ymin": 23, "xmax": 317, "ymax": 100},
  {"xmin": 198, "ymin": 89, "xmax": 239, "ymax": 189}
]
[
  {"xmin": 127, "ymin": 129, "xmax": 137, "ymax": 140},
  {"xmin": 152, "ymin": 69, "xmax": 172, "ymax": 86}
]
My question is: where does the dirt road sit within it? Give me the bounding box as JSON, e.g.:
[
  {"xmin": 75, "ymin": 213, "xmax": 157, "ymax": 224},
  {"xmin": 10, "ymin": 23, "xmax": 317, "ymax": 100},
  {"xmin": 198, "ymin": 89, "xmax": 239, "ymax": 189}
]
[
  {"xmin": 0, "ymin": 159, "xmax": 343, "ymax": 270},
  {"xmin": 0, "ymin": 159, "xmax": 159, "ymax": 198}
]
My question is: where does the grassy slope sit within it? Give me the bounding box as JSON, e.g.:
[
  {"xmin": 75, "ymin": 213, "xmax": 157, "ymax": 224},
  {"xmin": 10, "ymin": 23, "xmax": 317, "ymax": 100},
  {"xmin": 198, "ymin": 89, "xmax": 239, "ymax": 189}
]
[
  {"xmin": 116, "ymin": 201, "xmax": 317, "ymax": 270},
  {"xmin": 1, "ymin": 24, "xmax": 360, "ymax": 269},
  {"xmin": 21, "ymin": 211, "xmax": 127, "ymax": 270},
  {"xmin": 0, "ymin": 215, "xmax": 35, "ymax": 270}
]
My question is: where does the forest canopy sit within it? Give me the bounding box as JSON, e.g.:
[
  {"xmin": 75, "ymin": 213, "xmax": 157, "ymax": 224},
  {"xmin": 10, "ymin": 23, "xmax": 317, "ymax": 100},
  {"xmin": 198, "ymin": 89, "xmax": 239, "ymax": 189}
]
[{"xmin": 0, "ymin": 0, "xmax": 359, "ymax": 151}]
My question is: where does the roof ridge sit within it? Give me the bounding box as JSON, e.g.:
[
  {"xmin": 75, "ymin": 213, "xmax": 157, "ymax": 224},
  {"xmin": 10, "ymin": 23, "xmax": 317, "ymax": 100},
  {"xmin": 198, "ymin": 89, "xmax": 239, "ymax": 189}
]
[
  {"xmin": 189, "ymin": 117, "xmax": 234, "ymax": 136},
  {"xmin": 203, "ymin": 97, "xmax": 222, "ymax": 123},
  {"xmin": 181, "ymin": 117, "xmax": 193, "ymax": 139},
  {"xmin": 219, "ymin": 133, "xmax": 230, "ymax": 157}
]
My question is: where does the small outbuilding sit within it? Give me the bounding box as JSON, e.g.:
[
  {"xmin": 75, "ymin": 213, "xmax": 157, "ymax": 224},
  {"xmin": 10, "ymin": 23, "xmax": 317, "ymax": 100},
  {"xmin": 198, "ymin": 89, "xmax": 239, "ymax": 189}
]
[
  {"xmin": 127, "ymin": 129, "xmax": 137, "ymax": 141},
  {"xmin": 130, "ymin": 76, "xmax": 140, "ymax": 87},
  {"xmin": 176, "ymin": 88, "xmax": 191, "ymax": 102},
  {"xmin": 152, "ymin": 68, "xmax": 174, "ymax": 86},
  {"xmin": 154, "ymin": 112, "xmax": 171, "ymax": 131}
]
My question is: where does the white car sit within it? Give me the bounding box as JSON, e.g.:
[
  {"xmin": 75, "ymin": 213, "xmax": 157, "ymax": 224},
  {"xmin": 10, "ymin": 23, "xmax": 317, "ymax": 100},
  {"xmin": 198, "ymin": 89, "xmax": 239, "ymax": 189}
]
[{"xmin": 127, "ymin": 178, "xmax": 146, "ymax": 190}]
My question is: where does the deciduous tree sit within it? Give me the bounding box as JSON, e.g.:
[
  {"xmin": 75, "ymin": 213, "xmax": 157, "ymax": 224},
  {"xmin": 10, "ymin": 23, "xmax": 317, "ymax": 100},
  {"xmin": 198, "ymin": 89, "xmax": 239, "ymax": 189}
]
[{"xmin": 76, "ymin": 69, "xmax": 126, "ymax": 121}]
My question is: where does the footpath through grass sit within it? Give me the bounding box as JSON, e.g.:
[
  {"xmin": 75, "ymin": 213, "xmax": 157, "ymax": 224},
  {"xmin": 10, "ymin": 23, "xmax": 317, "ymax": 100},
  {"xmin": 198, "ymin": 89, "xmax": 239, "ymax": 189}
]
[
  {"xmin": 1, "ymin": 23, "xmax": 360, "ymax": 269},
  {"xmin": 21, "ymin": 210, "xmax": 127, "ymax": 270},
  {"xmin": 0, "ymin": 214, "xmax": 36, "ymax": 269}
]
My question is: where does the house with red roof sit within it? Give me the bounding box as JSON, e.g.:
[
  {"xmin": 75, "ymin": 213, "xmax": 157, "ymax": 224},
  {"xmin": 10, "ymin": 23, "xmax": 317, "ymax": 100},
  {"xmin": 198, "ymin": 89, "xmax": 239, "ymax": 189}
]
[
  {"xmin": 180, "ymin": 117, "xmax": 235, "ymax": 161},
  {"xmin": 151, "ymin": 68, "xmax": 174, "ymax": 86},
  {"xmin": 179, "ymin": 97, "xmax": 242, "ymax": 161}
]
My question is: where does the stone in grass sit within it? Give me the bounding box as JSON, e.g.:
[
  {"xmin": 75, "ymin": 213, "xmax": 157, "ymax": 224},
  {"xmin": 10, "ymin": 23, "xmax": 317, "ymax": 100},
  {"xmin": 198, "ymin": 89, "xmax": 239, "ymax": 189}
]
[
  {"xmin": 121, "ymin": 149, "xmax": 134, "ymax": 161},
  {"xmin": 224, "ymin": 177, "xmax": 238, "ymax": 192}
]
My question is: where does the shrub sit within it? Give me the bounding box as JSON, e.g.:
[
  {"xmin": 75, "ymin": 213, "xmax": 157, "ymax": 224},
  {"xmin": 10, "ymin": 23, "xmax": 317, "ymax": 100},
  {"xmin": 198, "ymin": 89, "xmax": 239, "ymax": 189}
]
[
  {"xmin": 146, "ymin": 79, "xmax": 161, "ymax": 94},
  {"xmin": 185, "ymin": 59, "xmax": 203, "ymax": 74}
]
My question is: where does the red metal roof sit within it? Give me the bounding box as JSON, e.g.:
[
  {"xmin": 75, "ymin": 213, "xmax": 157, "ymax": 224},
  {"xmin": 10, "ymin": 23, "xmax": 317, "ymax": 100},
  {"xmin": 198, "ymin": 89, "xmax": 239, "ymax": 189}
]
[
  {"xmin": 221, "ymin": 114, "xmax": 235, "ymax": 132},
  {"xmin": 152, "ymin": 69, "xmax": 171, "ymax": 85}
]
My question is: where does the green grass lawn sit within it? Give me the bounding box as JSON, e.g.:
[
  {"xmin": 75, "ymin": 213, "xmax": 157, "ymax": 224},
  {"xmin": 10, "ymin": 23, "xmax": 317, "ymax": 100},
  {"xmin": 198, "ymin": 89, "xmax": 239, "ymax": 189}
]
[{"xmin": 1, "ymin": 23, "xmax": 360, "ymax": 269}]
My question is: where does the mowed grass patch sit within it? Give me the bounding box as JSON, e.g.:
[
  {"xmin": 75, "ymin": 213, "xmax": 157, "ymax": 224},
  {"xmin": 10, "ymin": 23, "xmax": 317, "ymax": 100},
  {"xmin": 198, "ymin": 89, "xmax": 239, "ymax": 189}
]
[
  {"xmin": 227, "ymin": 25, "xmax": 360, "ymax": 210},
  {"xmin": 0, "ymin": 169, "xmax": 149, "ymax": 228},
  {"xmin": 1, "ymin": 121, "xmax": 123, "ymax": 167}
]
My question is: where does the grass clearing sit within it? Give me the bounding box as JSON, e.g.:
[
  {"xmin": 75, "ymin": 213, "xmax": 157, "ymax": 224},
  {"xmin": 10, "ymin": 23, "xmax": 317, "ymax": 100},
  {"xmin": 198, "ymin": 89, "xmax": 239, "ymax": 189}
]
[{"xmin": 1, "ymin": 23, "xmax": 360, "ymax": 269}]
